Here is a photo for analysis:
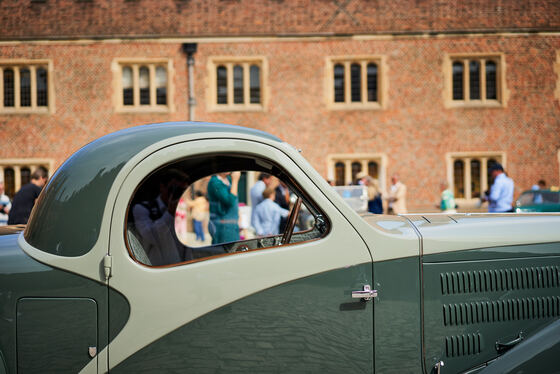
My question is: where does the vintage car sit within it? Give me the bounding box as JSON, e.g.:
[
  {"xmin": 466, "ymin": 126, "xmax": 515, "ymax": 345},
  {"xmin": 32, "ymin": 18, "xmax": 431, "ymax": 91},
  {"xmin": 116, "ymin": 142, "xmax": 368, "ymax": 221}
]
[
  {"xmin": 515, "ymin": 188, "xmax": 560, "ymax": 213},
  {"xmin": 1, "ymin": 122, "xmax": 560, "ymax": 374}
]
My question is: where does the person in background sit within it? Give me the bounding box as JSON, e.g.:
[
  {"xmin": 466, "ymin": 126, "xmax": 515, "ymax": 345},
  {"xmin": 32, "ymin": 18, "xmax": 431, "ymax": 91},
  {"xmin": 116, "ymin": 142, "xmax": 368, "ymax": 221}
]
[
  {"xmin": 386, "ymin": 173, "xmax": 407, "ymax": 214},
  {"xmin": 357, "ymin": 172, "xmax": 383, "ymax": 214},
  {"xmin": 250, "ymin": 173, "xmax": 273, "ymax": 227},
  {"xmin": 0, "ymin": 180, "xmax": 11, "ymax": 226},
  {"xmin": 187, "ymin": 191, "xmax": 209, "ymax": 242},
  {"xmin": 274, "ymin": 181, "xmax": 291, "ymax": 231},
  {"xmin": 438, "ymin": 180, "xmax": 456, "ymax": 213},
  {"xmin": 531, "ymin": 179, "xmax": 546, "ymax": 204},
  {"xmin": 132, "ymin": 169, "xmax": 190, "ymax": 266},
  {"xmin": 207, "ymin": 171, "xmax": 241, "ymax": 244},
  {"xmin": 8, "ymin": 167, "xmax": 48, "ymax": 225},
  {"xmin": 253, "ymin": 187, "xmax": 290, "ymax": 236},
  {"xmin": 482, "ymin": 163, "xmax": 514, "ymax": 213}
]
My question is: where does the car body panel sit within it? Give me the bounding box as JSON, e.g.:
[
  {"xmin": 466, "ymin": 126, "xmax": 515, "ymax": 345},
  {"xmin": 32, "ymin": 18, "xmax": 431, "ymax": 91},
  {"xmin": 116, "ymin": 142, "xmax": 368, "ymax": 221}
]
[
  {"xmin": 104, "ymin": 138, "xmax": 374, "ymax": 370},
  {"xmin": 407, "ymin": 213, "xmax": 560, "ymax": 255},
  {"xmin": 0, "ymin": 233, "xmax": 130, "ymax": 374},
  {"xmin": 422, "ymin": 248, "xmax": 560, "ymax": 373},
  {"xmin": 479, "ymin": 318, "xmax": 560, "ymax": 373},
  {"xmin": 112, "ymin": 264, "xmax": 373, "ymax": 373},
  {"xmin": 4, "ymin": 122, "xmax": 559, "ymax": 373}
]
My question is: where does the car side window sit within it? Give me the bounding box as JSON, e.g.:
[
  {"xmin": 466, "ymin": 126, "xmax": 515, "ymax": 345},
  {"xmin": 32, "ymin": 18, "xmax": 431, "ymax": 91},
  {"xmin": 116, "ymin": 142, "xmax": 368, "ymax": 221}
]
[{"xmin": 125, "ymin": 154, "xmax": 329, "ymax": 267}]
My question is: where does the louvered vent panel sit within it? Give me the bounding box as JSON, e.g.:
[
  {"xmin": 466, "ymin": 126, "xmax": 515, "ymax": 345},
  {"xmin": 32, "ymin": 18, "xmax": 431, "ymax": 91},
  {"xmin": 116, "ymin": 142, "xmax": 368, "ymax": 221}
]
[
  {"xmin": 443, "ymin": 296, "xmax": 560, "ymax": 326},
  {"xmin": 445, "ymin": 333, "xmax": 483, "ymax": 357},
  {"xmin": 440, "ymin": 266, "xmax": 560, "ymax": 295}
]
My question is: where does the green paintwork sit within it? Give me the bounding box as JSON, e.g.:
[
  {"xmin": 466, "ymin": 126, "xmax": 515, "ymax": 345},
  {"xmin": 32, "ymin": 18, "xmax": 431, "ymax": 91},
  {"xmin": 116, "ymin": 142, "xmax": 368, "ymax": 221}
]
[
  {"xmin": 0, "ymin": 351, "xmax": 6, "ymax": 374},
  {"xmin": 373, "ymin": 256, "xmax": 423, "ymax": 373},
  {"xmin": 0, "ymin": 233, "xmax": 130, "ymax": 374},
  {"xmin": 479, "ymin": 319, "xmax": 560, "ymax": 373},
  {"xmin": 515, "ymin": 189, "xmax": 560, "ymax": 213},
  {"xmin": 422, "ymin": 244, "xmax": 560, "ymax": 373},
  {"xmin": 25, "ymin": 122, "xmax": 281, "ymax": 257},
  {"xmin": 17, "ymin": 298, "xmax": 97, "ymax": 373},
  {"xmin": 112, "ymin": 264, "xmax": 373, "ymax": 373}
]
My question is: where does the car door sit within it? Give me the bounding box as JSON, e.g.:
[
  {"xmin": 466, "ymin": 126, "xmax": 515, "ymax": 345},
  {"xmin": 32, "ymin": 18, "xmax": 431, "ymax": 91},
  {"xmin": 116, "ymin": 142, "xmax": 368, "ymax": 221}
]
[{"xmin": 106, "ymin": 138, "xmax": 374, "ymax": 373}]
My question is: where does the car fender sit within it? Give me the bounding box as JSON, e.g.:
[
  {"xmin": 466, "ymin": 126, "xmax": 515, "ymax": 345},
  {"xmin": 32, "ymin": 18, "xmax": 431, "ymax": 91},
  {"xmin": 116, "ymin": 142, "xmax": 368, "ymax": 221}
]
[{"xmin": 480, "ymin": 319, "xmax": 560, "ymax": 374}]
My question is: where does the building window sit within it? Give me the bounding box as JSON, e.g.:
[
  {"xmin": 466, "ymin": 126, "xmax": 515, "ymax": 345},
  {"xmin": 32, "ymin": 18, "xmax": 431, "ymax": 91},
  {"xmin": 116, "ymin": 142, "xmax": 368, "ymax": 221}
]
[
  {"xmin": 446, "ymin": 54, "xmax": 506, "ymax": 107},
  {"xmin": 114, "ymin": 59, "xmax": 173, "ymax": 112},
  {"xmin": 0, "ymin": 160, "xmax": 54, "ymax": 199},
  {"xmin": 208, "ymin": 57, "xmax": 267, "ymax": 111},
  {"xmin": 327, "ymin": 57, "xmax": 385, "ymax": 109},
  {"xmin": 0, "ymin": 61, "xmax": 53, "ymax": 113},
  {"xmin": 448, "ymin": 152, "xmax": 505, "ymax": 203},
  {"xmin": 327, "ymin": 154, "xmax": 387, "ymax": 187}
]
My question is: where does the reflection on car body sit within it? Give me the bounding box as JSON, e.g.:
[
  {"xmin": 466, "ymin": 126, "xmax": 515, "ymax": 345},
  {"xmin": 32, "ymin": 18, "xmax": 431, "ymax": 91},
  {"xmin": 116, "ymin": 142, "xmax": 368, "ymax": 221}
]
[{"xmin": 1, "ymin": 122, "xmax": 560, "ymax": 374}]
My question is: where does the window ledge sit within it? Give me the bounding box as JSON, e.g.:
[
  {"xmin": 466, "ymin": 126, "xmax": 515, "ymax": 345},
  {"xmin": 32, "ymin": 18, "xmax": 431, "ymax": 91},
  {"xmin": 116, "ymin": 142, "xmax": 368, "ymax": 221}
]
[
  {"xmin": 115, "ymin": 106, "xmax": 171, "ymax": 114},
  {"xmin": 0, "ymin": 108, "xmax": 51, "ymax": 115},
  {"xmin": 208, "ymin": 105, "xmax": 265, "ymax": 113},
  {"xmin": 328, "ymin": 102, "xmax": 383, "ymax": 111},
  {"xmin": 446, "ymin": 100, "xmax": 503, "ymax": 109}
]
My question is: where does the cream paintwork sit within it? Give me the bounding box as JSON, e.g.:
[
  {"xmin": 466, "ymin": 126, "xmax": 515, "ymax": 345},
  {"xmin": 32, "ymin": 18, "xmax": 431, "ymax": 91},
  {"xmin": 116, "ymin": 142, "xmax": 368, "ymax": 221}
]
[
  {"xmin": 104, "ymin": 139, "xmax": 372, "ymax": 369},
  {"xmin": 406, "ymin": 213, "xmax": 560, "ymax": 256}
]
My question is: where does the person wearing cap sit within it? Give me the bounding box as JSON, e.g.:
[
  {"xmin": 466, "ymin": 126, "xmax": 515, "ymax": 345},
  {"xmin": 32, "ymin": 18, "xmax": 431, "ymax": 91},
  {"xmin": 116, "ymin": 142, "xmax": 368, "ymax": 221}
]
[{"xmin": 483, "ymin": 163, "xmax": 514, "ymax": 213}]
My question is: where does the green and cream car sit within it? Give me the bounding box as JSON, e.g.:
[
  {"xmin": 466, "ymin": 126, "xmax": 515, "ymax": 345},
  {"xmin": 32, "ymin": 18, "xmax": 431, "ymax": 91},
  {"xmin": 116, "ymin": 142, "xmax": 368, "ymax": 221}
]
[{"xmin": 1, "ymin": 122, "xmax": 560, "ymax": 374}]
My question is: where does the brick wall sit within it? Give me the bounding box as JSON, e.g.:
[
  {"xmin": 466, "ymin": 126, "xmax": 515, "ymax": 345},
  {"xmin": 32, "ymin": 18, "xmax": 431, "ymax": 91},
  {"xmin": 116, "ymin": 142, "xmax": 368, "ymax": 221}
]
[
  {"xmin": 1, "ymin": 33, "xmax": 559, "ymax": 211},
  {"xmin": 1, "ymin": 0, "xmax": 560, "ymax": 39}
]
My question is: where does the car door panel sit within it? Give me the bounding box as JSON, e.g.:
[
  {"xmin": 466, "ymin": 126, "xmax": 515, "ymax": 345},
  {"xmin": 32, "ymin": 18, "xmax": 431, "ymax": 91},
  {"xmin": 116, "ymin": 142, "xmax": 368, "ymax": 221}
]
[{"xmin": 107, "ymin": 139, "xmax": 373, "ymax": 371}]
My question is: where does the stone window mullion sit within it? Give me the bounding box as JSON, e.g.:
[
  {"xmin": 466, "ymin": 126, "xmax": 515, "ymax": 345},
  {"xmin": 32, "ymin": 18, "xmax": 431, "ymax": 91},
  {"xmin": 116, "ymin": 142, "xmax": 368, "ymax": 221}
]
[
  {"xmin": 481, "ymin": 158, "xmax": 488, "ymax": 193},
  {"xmin": 344, "ymin": 160, "xmax": 352, "ymax": 185},
  {"xmin": 464, "ymin": 157, "xmax": 472, "ymax": 199},
  {"xmin": 14, "ymin": 67, "xmax": 21, "ymax": 108},
  {"xmin": 344, "ymin": 62, "xmax": 351, "ymax": 105},
  {"xmin": 463, "ymin": 60, "xmax": 469, "ymax": 103},
  {"xmin": 149, "ymin": 65, "xmax": 156, "ymax": 107},
  {"xmin": 360, "ymin": 61, "xmax": 367, "ymax": 105},
  {"xmin": 226, "ymin": 63, "xmax": 234, "ymax": 107},
  {"xmin": 30, "ymin": 65, "xmax": 37, "ymax": 109},
  {"xmin": 480, "ymin": 59, "xmax": 487, "ymax": 101},
  {"xmin": 0, "ymin": 67, "xmax": 3, "ymax": 108},
  {"xmin": 14, "ymin": 166, "xmax": 21, "ymax": 193},
  {"xmin": 132, "ymin": 65, "xmax": 140, "ymax": 107},
  {"xmin": 243, "ymin": 63, "xmax": 250, "ymax": 105}
]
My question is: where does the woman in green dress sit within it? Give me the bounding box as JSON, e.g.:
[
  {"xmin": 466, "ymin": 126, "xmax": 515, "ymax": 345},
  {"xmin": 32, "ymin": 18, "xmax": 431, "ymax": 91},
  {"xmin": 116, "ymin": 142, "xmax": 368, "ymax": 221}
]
[{"xmin": 207, "ymin": 171, "xmax": 241, "ymax": 244}]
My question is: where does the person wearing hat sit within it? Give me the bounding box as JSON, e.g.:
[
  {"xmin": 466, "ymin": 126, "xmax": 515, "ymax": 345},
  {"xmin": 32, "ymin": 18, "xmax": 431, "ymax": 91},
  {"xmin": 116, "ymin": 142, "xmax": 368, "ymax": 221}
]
[{"xmin": 483, "ymin": 163, "xmax": 514, "ymax": 213}]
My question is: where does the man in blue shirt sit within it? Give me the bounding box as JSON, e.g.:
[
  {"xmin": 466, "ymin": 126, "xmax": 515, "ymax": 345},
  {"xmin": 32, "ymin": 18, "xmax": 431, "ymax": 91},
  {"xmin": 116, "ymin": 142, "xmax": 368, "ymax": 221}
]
[
  {"xmin": 484, "ymin": 163, "xmax": 514, "ymax": 213},
  {"xmin": 253, "ymin": 187, "xmax": 289, "ymax": 236}
]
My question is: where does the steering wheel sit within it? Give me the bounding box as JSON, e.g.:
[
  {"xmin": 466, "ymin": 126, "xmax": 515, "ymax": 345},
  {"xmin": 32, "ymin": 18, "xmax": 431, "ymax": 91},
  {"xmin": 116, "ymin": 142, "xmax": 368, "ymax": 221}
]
[{"xmin": 280, "ymin": 197, "xmax": 302, "ymax": 245}]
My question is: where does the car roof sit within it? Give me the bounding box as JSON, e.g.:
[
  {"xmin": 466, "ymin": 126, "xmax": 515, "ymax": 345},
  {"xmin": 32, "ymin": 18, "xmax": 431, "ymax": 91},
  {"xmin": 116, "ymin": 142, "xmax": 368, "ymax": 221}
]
[{"xmin": 25, "ymin": 122, "xmax": 282, "ymax": 257}]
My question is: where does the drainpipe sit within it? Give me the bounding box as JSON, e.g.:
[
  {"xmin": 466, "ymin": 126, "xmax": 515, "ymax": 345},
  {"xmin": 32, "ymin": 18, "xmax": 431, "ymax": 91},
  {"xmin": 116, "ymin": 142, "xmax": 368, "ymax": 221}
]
[{"xmin": 182, "ymin": 43, "xmax": 197, "ymax": 121}]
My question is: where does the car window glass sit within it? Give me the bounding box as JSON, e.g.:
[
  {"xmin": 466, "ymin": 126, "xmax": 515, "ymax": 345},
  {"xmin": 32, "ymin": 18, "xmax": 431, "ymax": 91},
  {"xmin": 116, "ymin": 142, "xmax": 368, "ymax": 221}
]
[{"xmin": 125, "ymin": 154, "xmax": 329, "ymax": 267}]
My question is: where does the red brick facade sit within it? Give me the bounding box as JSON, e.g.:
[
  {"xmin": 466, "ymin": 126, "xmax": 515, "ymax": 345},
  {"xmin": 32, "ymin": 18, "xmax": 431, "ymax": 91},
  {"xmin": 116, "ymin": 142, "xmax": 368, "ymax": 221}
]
[{"xmin": 1, "ymin": 0, "xmax": 559, "ymax": 211}]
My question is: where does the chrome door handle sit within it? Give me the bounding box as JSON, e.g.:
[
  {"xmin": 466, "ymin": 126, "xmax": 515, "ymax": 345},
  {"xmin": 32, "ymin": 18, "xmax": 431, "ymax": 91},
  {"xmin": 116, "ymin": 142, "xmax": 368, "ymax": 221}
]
[{"xmin": 352, "ymin": 285, "xmax": 378, "ymax": 301}]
